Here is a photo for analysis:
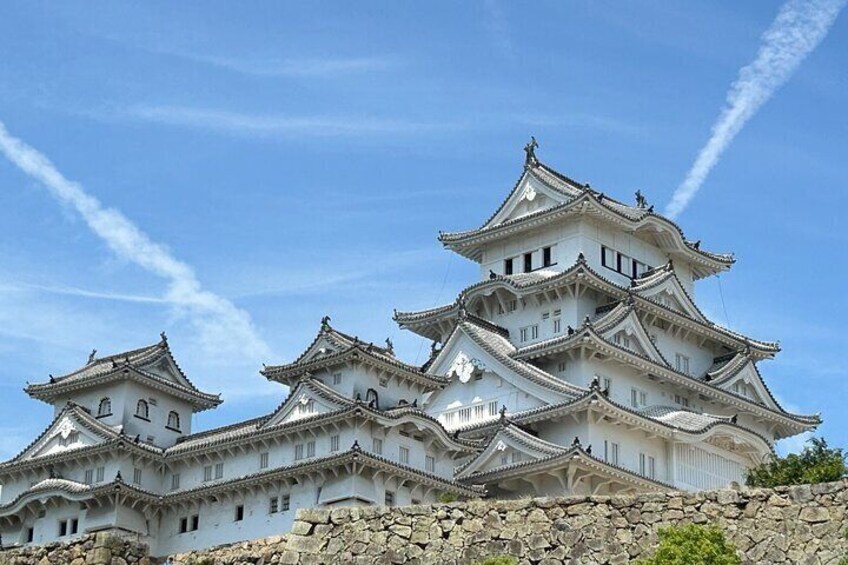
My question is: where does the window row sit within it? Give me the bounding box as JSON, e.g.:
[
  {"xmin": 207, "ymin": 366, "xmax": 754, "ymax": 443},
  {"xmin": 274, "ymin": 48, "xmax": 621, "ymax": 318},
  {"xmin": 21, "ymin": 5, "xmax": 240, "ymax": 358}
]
[
  {"xmin": 503, "ymin": 246, "xmax": 555, "ymax": 275},
  {"xmin": 600, "ymin": 245, "xmax": 651, "ymax": 279},
  {"xmin": 96, "ymin": 397, "xmax": 181, "ymax": 431},
  {"xmin": 57, "ymin": 518, "xmax": 79, "ymax": 537},
  {"xmin": 441, "ymin": 400, "xmax": 500, "ymax": 426},
  {"xmin": 602, "ymin": 440, "xmax": 657, "ymax": 480}
]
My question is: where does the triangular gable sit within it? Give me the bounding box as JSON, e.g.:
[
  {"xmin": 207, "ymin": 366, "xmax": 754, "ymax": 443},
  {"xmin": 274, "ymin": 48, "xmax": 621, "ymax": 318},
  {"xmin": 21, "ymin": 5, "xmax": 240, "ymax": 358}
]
[
  {"xmin": 137, "ymin": 348, "xmax": 197, "ymax": 391},
  {"xmin": 485, "ymin": 172, "xmax": 571, "ymax": 228},
  {"xmin": 295, "ymin": 333, "xmax": 349, "ymax": 366},
  {"xmin": 262, "ymin": 380, "xmax": 351, "ymax": 428},
  {"xmin": 716, "ymin": 361, "xmax": 781, "ymax": 411},
  {"xmin": 18, "ymin": 410, "xmax": 117, "ymax": 461},
  {"xmin": 634, "ymin": 274, "xmax": 707, "ymax": 323},
  {"xmin": 426, "ymin": 325, "xmax": 566, "ymax": 408},
  {"xmin": 598, "ymin": 308, "xmax": 668, "ymax": 366},
  {"xmin": 456, "ymin": 425, "xmax": 565, "ymax": 479}
]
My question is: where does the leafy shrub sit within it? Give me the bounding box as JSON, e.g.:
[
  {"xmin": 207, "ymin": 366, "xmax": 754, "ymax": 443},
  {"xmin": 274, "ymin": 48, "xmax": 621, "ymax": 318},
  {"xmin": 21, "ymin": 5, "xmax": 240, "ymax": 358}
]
[
  {"xmin": 438, "ymin": 491, "xmax": 458, "ymax": 503},
  {"xmin": 745, "ymin": 437, "xmax": 846, "ymax": 488},
  {"xmin": 636, "ymin": 524, "xmax": 740, "ymax": 565},
  {"xmin": 476, "ymin": 557, "xmax": 517, "ymax": 565}
]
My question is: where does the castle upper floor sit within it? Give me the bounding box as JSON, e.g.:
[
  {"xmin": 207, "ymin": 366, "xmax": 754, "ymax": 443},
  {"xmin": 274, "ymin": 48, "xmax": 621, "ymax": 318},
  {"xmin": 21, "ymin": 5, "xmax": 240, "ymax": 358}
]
[{"xmin": 438, "ymin": 141, "xmax": 734, "ymax": 297}]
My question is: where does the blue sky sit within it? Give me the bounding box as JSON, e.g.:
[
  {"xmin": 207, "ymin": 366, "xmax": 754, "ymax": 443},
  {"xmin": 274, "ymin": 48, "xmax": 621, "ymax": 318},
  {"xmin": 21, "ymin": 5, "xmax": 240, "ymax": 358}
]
[{"xmin": 0, "ymin": 1, "xmax": 845, "ymax": 459}]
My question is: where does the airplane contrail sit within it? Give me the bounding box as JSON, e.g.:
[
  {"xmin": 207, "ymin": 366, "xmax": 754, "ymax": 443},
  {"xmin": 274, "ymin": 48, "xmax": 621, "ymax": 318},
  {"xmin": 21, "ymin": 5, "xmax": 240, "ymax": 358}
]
[
  {"xmin": 0, "ymin": 120, "xmax": 271, "ymax": 362},
  {"xmin": 665, "ymin": 0, "xmax": 846, "ymax": 219}
]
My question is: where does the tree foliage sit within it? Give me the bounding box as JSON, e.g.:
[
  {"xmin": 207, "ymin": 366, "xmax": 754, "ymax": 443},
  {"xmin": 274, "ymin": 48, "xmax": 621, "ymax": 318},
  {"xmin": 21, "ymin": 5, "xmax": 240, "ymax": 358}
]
[
  {"xmin": 636, "ymin": 524, "xmax": 740, "ymax": 565},
  {"xmin": 437, "ymin": 491, "xmax": 459, "ymax": 503},
  {"xmin": 745, "ymin": 437, "xmax": 846, "ymax": 488}
]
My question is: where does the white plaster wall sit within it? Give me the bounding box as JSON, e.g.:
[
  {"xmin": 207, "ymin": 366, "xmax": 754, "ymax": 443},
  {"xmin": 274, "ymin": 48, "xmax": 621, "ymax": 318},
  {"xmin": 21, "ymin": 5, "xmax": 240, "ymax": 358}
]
[
  {"xmin": 478, "ymin": 218, "xmax": 699, "ymax": 297},
  {"xmin": 53, "ymin": 382, "xmax": 128, "ymax": 422},
  {"xmin": 120, "ymin": 381, "xmax": 194, "ymax": 448},
  {"xmin": 307, "ymin": 364, "xmax": 424, "ymax": 410}
]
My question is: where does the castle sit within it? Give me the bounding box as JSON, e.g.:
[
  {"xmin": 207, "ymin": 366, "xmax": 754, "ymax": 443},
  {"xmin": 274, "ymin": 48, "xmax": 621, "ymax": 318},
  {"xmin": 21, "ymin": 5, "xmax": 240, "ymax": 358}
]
[{"xmin": 0, "ymin": 142, "xmax": 818, "ymax": 556}]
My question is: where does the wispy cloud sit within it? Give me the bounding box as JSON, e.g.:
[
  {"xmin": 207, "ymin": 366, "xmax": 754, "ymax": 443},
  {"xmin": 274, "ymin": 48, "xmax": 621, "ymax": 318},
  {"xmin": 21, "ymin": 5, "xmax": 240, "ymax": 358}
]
[
  {"xmin": 0, "ymin": 120, "xmax": 271, "ymax": 363},
  {"xmin": 0, "ymin": 281, "xmax": 166, "ymax": 304},
  {"xmin": 665, "ymin": 0, "xmax": 846, "ymax": 219},
  {"xmin": 125, "ymin": 106, "xmax": 454, "ymax": 138},
  {"xmin": 483, "ymin": 0, "xmax": 515, "ymax": 59},
  {"xmin": 512, "ymin": 113, "xmax": 646, "ymax": 137},
  {"xmin": 187, "ymin": 55, "xmax": 398, "ymax": 78}
]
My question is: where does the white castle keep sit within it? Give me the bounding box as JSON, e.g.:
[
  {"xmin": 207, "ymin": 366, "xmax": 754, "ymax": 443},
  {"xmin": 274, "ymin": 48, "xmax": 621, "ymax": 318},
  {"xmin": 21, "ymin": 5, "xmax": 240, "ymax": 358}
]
[{"xmin": 0, "ymin": 142, "xmax": 819, "ymax": 556}]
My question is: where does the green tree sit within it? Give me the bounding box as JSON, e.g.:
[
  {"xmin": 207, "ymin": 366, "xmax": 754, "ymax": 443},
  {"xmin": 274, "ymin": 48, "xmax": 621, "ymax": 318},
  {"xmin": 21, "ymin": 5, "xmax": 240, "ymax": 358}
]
[
  {"xmin": 745, "ymin": 437, "xmax": 846, "ymax": 488},
  {"xmin": 437, "ymin": 491, "xmax": 458, "ymax": 503},
  {"xmin": 636, "ymin": 524, "xmax": 740, "ymax": 565}
]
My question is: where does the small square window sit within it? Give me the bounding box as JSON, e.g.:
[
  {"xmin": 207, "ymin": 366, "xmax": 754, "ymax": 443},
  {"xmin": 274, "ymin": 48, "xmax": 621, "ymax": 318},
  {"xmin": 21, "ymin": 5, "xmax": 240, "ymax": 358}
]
[
  {"xmin": 70, "ymin": 519, "xmax": 78, "ymax": 535},
  {"xmin": 179, "ymin": 518, "xmax": 188, "ymax": 534},
  {"xmin": 504, "ymin": 258, "xmax": 514, "ymax": 275},
  {"xmin": 542, "ymin": 247, "xmax": 552, "ymax": 267},
  {"xmin": 235, "ymin": 505, "xmax": 244, "ymax": 522},
  {"xmin": 260, "ymin": 452, "xmax": 269, "ymax": 469},
  {"xmin": 215, "ymin": 463, "xmax": 224, "ymax": 479},
  {"xmin": 306, "ymin": 441, "xmax": 316, "ymax": 458},
  {"xmin": 269, "ymin": 497, "xmax": 279, "ymax": 514},
  {"xmin": 333, "ymin": 372, "xmax": 342, "ymax": 385},
  {"xmin": 95, "ymin": 467, "xmax": 104, "ymax": 483},
  {"xmin": 133, "ymin": 468, "xmax": 142, "ymax": 485},
  {"xmin": 372, "ymin": 438, "xmax": 383, "ymax": 454},
  {"xmin": 281, "ymin": 494, "xmax": 291, "ymax": 512},
  {"xmin": 58, "ymin": 520, "xmax": 67, "ymax": 537},
  {"xmin": 191, "ymin": 515, "xmax": 199, "ymax": 531},
  {"xmin": 171, "ymin": 473, "xmax": 180, "ymax": 491},
  {"xmin": 330, "ymin": 435, "xmax": 340, "ymax": 452},
  {"xmin": 399, "ymin": 446, "xmax": 410, "ymax": 464}
]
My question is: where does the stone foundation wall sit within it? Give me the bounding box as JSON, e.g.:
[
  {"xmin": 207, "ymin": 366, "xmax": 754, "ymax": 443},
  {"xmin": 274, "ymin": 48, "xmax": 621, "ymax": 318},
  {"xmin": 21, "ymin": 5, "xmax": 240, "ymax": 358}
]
[
  {"xmin": 0, "ymin": 532, "xmax": 150, "ymax": 565},
  {"xmin": 4, "ymin": 479, "xmax": 848, "ymax": 564}
]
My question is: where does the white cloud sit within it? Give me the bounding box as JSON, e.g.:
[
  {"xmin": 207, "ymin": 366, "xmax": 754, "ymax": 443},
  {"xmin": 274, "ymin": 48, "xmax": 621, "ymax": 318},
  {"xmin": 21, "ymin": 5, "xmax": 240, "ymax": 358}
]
[
  {"xmin": 665, "ymin": 0, "xmax": 846, "ymax": 219},
  {"xmin": 0, "ymin": 120, "xmax": 271, "ymax": 364},
  {"xmin": 126, "ymin": 106, "xmax": 452, "ymax": 138}
]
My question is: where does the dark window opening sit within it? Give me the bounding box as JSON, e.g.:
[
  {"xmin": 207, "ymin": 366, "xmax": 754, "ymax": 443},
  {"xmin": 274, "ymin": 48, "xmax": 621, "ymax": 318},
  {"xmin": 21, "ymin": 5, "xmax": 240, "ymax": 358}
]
[
  {"xmin": 191, "ymin": 515, "xmax": 199, "ymax": 531},
  {"xmin": 523, "ymin": 253, "xmax": 532, "ymax": 273},
  {"xmin": 26, "ymin": 528, "xmax": 34, "ymax": 543},
  {"xmin": 504, "ymin": 258, "xmax": 513, "ymax": 275},
  {"xmin": 235, "ymin": 505, "xmax": 244, "ymax": 522},
  {"xmin": 70, "ymin": 519, "xmax": 78, "ymax": 535},
  {"xmin": 179, "ymin": 518, "xmax": 188, "ymax": 534},
  {"xmin": 97, "ymin": 398, "xmax": 111, "ymax": 418},
  {"xmin": 542, "ymin": 247, "xmax": 552, "ymax": 267},
  {"xmin": 135, "ymin": 399, "xmax": 149, "ymax": 420},
  {"xmin": 58, "ymin": 521, "xmax": 67, "ymax": 537},
  {"xmin": 166, "ymin": 411, "xmax": 181, "ymax": 431}
]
